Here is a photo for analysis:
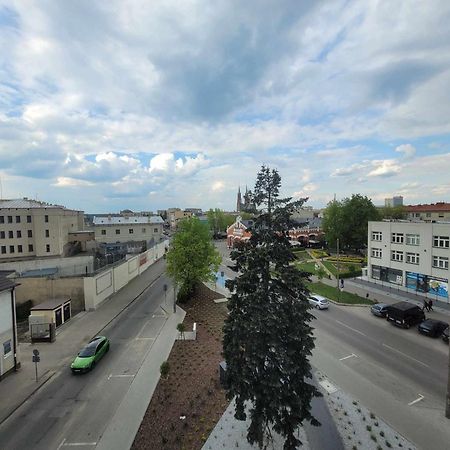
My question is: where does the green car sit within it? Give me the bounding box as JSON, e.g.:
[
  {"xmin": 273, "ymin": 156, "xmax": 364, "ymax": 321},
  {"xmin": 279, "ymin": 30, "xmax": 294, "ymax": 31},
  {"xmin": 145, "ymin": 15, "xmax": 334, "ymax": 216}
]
[{"xmin": 71, "ymin": 336, "xmax": 110, "ymax": 374}]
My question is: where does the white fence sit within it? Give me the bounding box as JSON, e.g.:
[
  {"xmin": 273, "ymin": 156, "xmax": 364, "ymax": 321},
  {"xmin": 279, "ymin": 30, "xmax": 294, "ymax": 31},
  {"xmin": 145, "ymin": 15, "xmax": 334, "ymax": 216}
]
[{"xmin": 84, "ymin": 241, "xmax": 168, "ymax": 310}]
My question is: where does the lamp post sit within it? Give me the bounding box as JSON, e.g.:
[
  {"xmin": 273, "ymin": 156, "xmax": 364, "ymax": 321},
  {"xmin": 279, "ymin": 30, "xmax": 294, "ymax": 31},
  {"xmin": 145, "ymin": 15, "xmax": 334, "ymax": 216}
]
[
  {"xmin": 173, "ymin": 282, "xmax": 177, "ymax": 313},
  {"xmin": 336, "ymin": 238, "xmax": 340, "ymax": 301}
]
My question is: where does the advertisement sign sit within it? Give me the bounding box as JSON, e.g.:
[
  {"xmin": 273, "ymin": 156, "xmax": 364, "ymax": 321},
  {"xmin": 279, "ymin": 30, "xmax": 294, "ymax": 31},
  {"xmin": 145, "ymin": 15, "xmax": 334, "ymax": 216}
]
[{"xmin": 406, "ymin": 272, "xmax": 448, "ymax": 298}]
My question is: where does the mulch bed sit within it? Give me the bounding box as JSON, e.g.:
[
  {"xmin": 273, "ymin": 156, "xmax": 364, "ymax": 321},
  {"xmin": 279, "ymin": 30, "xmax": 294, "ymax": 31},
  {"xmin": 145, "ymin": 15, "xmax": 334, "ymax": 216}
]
[{"xmin": 132, "ymin": 284, "xmax": 230, "ymax": 450}]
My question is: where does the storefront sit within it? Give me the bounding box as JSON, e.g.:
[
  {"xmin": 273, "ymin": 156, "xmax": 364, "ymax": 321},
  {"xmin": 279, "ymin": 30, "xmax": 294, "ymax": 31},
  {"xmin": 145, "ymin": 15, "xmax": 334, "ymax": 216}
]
[
  {"xmin": 406, "ymin": 272, "xmax": 448, "ymax": 299},
  {"xmin": 371, "ymin": 265, "xmax": 403, "ymax": 285}
]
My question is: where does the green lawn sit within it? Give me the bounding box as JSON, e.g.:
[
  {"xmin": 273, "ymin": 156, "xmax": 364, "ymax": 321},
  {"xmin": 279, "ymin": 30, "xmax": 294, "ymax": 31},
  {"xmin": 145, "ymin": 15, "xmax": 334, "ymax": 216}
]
[
  {"xmin": 293, "ymin": 250, "xmax": 308, "ymax": 261},
  {"xmin": 296, "ymin": 261, "xmax": 317, "ymax": 274},
  {"xmin": 306, "ymin": 281, "xmax": 373, "ymax": 305}
]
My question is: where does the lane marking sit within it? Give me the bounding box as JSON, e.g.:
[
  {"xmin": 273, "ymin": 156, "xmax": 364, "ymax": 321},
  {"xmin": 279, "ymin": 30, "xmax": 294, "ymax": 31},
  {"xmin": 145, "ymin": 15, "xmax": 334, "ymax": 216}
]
[
  {"xmin": 57, "ymin": 439, "xmax": 66, "ymax": 450},
  {"xmin": 335, "ymin": 320, "xmax": 367, "ymax": 337},
  {"xmin": 108, "ymin": 374, "xmax": 135, "ymax": 380},
  {"xmin": 382, "ymin": 344, "xmax": 429, "ymax": 368},
  {"xmin": 408, "ymin": 394, "xmax": 424, "ymax": 406},
  {"xmin": 339, "ymin": 353, "xmax": 357, "ymax": 361},
  {"xmin": 135, "ymin": 337, "xmax": 156, "ymax": 341},
  {"xmin": 61, "ymin": 443, "xmax": 97, "ymax": 447},
  {"xmin": 318, "ymin": 379, "xmax": 338, "ymax": 394},
  {"xmin": 136, "ymin": 320, "xmax": 151, "ymax": 337},
  {"xmin": 152, "ymin": 314, "xmax": 167, "ymax": 318}
]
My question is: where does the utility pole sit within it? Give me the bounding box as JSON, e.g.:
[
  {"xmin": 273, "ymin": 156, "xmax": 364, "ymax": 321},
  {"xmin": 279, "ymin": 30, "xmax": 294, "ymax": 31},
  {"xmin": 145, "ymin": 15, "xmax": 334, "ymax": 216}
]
[
  {"xmin": 173, "ymin": 282, "xmax": 177, "ymax": 313},
  {"xmin": 336, "ymin": 238, "xmax": 340, "ymax": 301},
  {"xmin": 446, "ymin": 349, "xmax": 450, "ymax": 418}
]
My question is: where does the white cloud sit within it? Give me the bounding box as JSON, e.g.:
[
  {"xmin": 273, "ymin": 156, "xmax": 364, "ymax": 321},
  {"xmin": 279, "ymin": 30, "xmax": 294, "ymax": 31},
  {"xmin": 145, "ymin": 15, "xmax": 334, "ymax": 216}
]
[
  {"xmin": 395, "ymin": 144, "xmax": 416, "ymax": 159},
  {"xmin": 367, "ymin": 160, "xmax": 401, "ymax": 178}
]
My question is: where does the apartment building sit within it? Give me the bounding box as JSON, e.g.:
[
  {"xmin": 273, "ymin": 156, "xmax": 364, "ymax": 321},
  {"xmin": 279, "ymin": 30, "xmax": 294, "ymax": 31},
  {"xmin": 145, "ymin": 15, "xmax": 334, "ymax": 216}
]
[
  {"xmin": 93, "ymin": 215, "xmax": 164, "ymax": 244},
  {"xmin": 167, "ymin": 208, "xmax": 193, "ymax": 230},
  {"xmin": 0, "ymin": 199, "xmax": 84, "ymax": 261},
  {"xmin": 405, "ymin": 202, "xmax": 450, "ymax": 221},
  {"xmin": 367, "ymin": 221, "xmax": 449, "ymax": 300}
]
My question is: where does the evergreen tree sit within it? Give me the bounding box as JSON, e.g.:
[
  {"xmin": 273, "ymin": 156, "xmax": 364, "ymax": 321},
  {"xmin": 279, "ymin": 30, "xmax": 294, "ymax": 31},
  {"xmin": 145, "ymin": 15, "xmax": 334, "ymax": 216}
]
[{"xmin": 223, "ymin": 166, "xmax": 320, "ymax": 450}]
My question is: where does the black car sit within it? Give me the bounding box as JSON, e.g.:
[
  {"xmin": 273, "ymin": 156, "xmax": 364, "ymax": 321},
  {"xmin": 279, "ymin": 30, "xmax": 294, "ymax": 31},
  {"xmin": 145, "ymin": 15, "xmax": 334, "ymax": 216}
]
[
  {"xmin": 385, "ymin": 302, "xmax": 425, "ymax": 329},
  {"xmin": 370, "ymin": 303, "xmax": 389, "ymax": 317},
  {"xmin": 442, "ymin": 325, "xmax": 449, "ymax": 343},
  {"xmin": 417, "ymin": 319, "xmax": 449, "ymax": 338}
]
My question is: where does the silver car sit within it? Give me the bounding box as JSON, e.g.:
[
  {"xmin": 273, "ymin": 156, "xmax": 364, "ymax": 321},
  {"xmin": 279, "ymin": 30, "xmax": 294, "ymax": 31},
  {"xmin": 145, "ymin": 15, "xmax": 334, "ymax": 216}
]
[{"xmin": 309, "ymin": 294, "xmax": 329, "ymax": 310}]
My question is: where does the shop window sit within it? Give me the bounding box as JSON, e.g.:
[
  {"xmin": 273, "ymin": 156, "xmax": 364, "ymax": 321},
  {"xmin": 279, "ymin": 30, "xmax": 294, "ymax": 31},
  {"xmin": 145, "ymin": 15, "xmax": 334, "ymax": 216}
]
[{"xmin": 3, "ymin": 340, "xmax": 12, "ymax": 357}]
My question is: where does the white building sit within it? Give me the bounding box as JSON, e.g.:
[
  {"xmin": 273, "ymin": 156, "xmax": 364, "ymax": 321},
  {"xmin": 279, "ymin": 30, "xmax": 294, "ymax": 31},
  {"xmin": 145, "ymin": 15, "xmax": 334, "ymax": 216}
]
[
  {"xmin": 93, "ymin": 215, "xmax": 164, "ymax": 244},
  {"xmin": 0, "ymin": 199, "xmax": 84, "ymax": 261},
  {"xmin": 384, "ymin": 196, "xmax": 403, "ymax": 208},
  {"xmin": 0, "ymin": 275, "xmax": 18, "ymax": 379},
  {"xmin": 367, "ymin": 221, "xmax": 449, "ymax": 301}
]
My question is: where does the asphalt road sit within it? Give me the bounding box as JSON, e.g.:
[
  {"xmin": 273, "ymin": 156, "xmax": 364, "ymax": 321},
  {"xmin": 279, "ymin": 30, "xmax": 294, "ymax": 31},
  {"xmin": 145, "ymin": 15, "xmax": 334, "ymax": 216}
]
[
  {"xmin": 0, "ymin": 273, "xmax": 171, "ymax": 450},
  {"xmin": 311, "ymin": 304, "xmax": 450, "ymax": 449}
]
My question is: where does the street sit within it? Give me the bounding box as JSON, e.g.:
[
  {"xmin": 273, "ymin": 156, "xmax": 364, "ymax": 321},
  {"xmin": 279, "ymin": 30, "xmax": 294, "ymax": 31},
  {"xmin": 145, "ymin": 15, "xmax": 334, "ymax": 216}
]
[{"xmin": 0, "ymin": 273, "xmax": 172, "ymax": 450}]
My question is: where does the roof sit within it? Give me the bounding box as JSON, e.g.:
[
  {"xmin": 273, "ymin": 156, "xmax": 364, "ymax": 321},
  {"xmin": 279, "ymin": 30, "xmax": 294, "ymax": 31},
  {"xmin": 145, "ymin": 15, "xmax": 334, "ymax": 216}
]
[
  {"xmin": 0, "ymin": 198, "xmax": 81, "ymax": 211},
  {"xmin": 406, "ymin": 202, "xmax": 450, "ymax": 212},
  {"xmin": 20, "ymin": 268, "xmax": 58, "ymax": 278},
  {"xmin": 93, "ymin": 215, "xmax": 164, "ymax": 225},
  {"xmin": 30, "ymin": 298, "xmax": 71, "ymax": 310},
  {"xmin": 0, "ymin": 273, "xmax": 16, "ymax": 293},
  {"xmin": 387, "ymin": 302, "xmax": 420, "ymax": 311}
]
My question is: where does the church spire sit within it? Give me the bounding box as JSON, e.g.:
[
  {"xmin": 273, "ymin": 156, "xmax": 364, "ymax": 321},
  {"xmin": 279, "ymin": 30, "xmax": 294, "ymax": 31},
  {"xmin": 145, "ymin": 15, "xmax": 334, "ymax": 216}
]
[{"xmin": 236, "ymin": 186, "xmax": 242, "ymax": 212}]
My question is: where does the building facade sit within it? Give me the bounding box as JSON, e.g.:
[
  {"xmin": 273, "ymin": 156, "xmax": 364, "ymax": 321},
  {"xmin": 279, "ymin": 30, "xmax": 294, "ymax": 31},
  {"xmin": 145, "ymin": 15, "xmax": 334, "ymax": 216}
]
[
  {"xmin": 367, "ymin": 221, "xmax": 449, "ymax": 301},
  {"xmin": 167, "ymin": 208, "xmax": 193, "ymax": 230},
  {"xmin": 0, "ymin": 274, "xmax": 18, "ymax": 379},
  {"xmin": 0, "ymin": 199, "xmax": 84, "ymax": 261},
  {"xmin": 405, "ymin": 202, "xmax": 450, "ymax": 221},
  {"xmin": 93, "ymin": 215, "xmax": 164, "ymax": 244},
  {"xmin": 385, "ymin": 196, "xmax": 404, "ymax": 208}
]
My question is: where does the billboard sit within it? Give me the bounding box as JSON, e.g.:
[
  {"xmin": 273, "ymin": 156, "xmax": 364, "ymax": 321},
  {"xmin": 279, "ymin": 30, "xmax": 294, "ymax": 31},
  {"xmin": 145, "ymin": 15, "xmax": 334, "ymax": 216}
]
[{"xmin": 406, "ymin": 272, "xmax": 448, "ymax": 299}]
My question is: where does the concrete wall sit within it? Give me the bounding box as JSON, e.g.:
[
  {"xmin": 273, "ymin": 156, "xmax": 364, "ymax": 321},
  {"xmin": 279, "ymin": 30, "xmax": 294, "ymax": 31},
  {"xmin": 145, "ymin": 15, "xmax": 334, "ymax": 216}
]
[
  {"xmin": 0, "ymin": 290, "xmax": 14, "ymax": 377},
  {"xmin": 15, "ymin": 277, "xmax": 85, "ymax": 313}
]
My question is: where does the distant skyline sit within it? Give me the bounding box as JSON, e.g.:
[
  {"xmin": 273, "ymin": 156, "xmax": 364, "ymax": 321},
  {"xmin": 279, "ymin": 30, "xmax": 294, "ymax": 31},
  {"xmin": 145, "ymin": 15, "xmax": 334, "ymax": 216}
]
[{"xmin": 1, "ymin": 1, "xmax": 450, "ymax": 213}]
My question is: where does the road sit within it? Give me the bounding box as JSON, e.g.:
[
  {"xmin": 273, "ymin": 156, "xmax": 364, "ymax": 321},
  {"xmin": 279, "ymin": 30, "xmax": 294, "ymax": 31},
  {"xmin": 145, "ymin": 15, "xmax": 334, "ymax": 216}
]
[{"xmin": 0, "ymin": 273, "xmax": 172, "ymax": 450}]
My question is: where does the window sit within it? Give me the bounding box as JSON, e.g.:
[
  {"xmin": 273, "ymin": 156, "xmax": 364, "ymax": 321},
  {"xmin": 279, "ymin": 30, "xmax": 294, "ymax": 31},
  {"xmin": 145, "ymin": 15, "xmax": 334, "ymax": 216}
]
[
  {"xmin": 391, "ymin": 233, "xmax": 404, "ymax": 244},
  {"xmin": 405, "ymin": 234, "xmax": 420, "ymax": 246},
  {"xmin": 1, "ymin": 246, "xmax": 5, "ymax": 254},
  {"xmin": 8, "ymin": 231, "xmax": 13, "ymax": 239},
  {"xmin": 142, "ymin": 228, "xmax": 146, "ymax": 233},
  {"xmin": 129, "ymin": 229, "xmax": 134, "ymax": 234},
  {"xmin": 9, "ymin": 245, "xmax": 14, "ymax": 253},
  {"xmin": 18, "ymin": 245, "xmax": 22, "ymax": 253},
  {"xmin": 27, "ymin": 215, "xmax": 32, "ymax": 223},
  {"xmin": 426, "ymin": 213, "xmax": 431, "ymax": 218},
  {"xmin": 433, "ymin": 236, "xmax": 450, "ymax": 248},
  {"xmin": 154, "ymin": 228, "xmax": 158, "ymax": 233},
  {"xmin": 3, "ymin": 340, "xmax": 12, "ymax": 357},
  {"xmin": 439, "ymin": 214, "xmax": 444, "ymax": 218},
  {"xmin": 28, "ymin": 244, "xmax": 33, "ymax": 252},
  {"xmin": 0, "ymin": 231, "xmax": 4, "ymax": 239},
  {"xmin": 16, "ymin": 230, "xmax": 21, "ymax": 238},
  {"xmin": 0, "ymin": 216, "xmax": 3, "ymax": 224},
  {"xmin": 371, "ymin": 231, "xmax": 382, "ymax": 241},
  {"xmin": 101, "ymin": 230, "xmax": 106, "ymax": 235},
  {"xmin": 115, "ymin": 229, "xmax": 120, "ymax": 235},
  {"xmin": 391, "ymin": 250, "xmax": 403, "ymax": 262},
  {"xmin": 433, "ymin": 256, "xmax": 449, "ymax": 269},
  {"xmin": 406, "ymin": 253, "xmax": 419, "ymax": 264},
  {"xmin": 7, "ymin": 216, "xmax": 12, "ymax": 223},
  {"xmin": 45, "ymin": 229, "xmax": 49, "ymax": 238},
  {"xmin": 46, "ymin": 244, "xmax": 50, "ymax": 253},
  {"xmin": 15, "ymin": 216, "xmax": 20, "ymax": 223},
  {"xmin": 28, "ymin": 230, "xmax": 32, "ymax": 238},
  {"xmin": 371, "ymin": 248, "xmax": 382, "ymax": 258},
  {"xmin": 44, "ymin": 215, "xmax": 49, "ymax": 223}
]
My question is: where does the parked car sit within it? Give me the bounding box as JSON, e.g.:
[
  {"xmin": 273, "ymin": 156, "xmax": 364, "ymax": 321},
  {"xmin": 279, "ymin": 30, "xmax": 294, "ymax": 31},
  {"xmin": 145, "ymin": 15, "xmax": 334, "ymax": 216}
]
[
  {"xmin": 385, "ymin": 302, "xmax": 425, "ymax": 329},
  {"xmin": 309, "ymin": 294, "xmax": 329, "ymax": 310},
  {"xmin": 418, "ymin": 319, "xmax": 448, "ymax": 338},
  {"xmin": 370, "ymin": 303, "xmax": 389, "ymax": 318},
  {"xmin": 71, "ymin": 336, "xmax": 110, "ymax": 374},
  {"xmin": 442, "ymin": 326, "xmax": 449, "ymax": 343}
]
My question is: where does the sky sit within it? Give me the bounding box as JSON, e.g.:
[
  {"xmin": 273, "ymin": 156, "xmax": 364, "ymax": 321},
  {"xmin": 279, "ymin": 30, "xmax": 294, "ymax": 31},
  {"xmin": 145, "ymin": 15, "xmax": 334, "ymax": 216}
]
[{"xmin": 0, "ymin": 0, "xmax": 450, "ymax": 214}]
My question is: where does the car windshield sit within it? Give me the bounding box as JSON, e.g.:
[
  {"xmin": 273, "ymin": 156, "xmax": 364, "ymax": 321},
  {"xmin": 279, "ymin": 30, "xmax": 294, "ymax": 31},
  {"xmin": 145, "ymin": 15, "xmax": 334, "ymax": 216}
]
[{"xmin": 78, "ymin": 346, "xmax": 96, "ymax": 357}]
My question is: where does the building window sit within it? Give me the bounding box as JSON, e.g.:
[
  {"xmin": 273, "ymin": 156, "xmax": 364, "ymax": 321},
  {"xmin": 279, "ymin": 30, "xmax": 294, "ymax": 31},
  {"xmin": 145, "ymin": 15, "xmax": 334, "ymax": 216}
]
[
  {"xmin": 391, "ymin": 233, "xmax": 404, "ymax": 244},
  {"xmin": 115, "ymin": 229, "xmax": 120, "ymax": 235},
  {"xmin": 27, "ymin": 215, "xmax": 32, "ymax": 223},
  {"xmin": 45, "ymin": 215, "xmax": 49, "ymax": 223},
  {"xmin": 426, "ymin": 213, "xmax": 431, "ymax": 218},
  {"xmin": 371, "ymin": 231, "xmax": 382, "ymax": 241},
  {"xmin": 371, "ymin": 248, "xmax": 382, "ymax": 258},
  {"xmin": 439, "ymin": 214, "xmax": 444, "ymax": 218},
  {"xmin": 3, "ymin": 340, "xmax": 12, "ymax": 357},
  {"xmin": 28, "ymin": 230, "xmax": 32, "ymax": 238},
  {"xmin": 18, "ymin": 245, "xmax": 23, "ymax": 253},
  {"xmin": 28, "ymin": 244, "xmax": 33, "ymax": 252},
  {"xmin": 7, "ymin": 216, "xmax": 12, "ymax": 223},
  {"xmin": 433, "ymin": 236, "xmax": 449, "ymax": 248},
  {"xmin": 142, "ymin": 228, "xmax": 146, "ymax": 233},
  {"xmin": 1, "ymin": 246, "xmax": 5, "ymax": 254},
  {"xmin": 45, "ymin": 229, "xmax": 49, "ymax": 238},
  {"xmin": 15, "ymin": 216, "xmax": 20, "ymax": 223},
  {"xmin": 16, "ymin": 230, "xmax": 21, "ymax": 238},
  {"xmin": 129, "ymin": 229, "xmax": 134, "ymax": 234},
  {"xmin": 406, "ymin": 253, "xmax": 419, "ymax": 264},
  {"xmin": 405, "ymin": 234, "xmax": 420, "ymax": 246},
  {"xmin": 0, "ymin": 231, "xmax": 4, "ymax": 239},
  {"xmin": 154, "ymin": 228, "xmax": 158, "ymax": 233},
  {"xmin": 0, "ymin": 216, "xmax": 3, "ymax": 224},
  {"xmin": 9, "ymin": 245, "xmax": 14, "ymax": 253},
  {"xmin": 8, "ymin": 231, "xmax": 13, "ymax": 239},
  {"xmin": 101, "ymin": 230, "xmax": 106, "ymax": 235},
  {"xmin": 46, "ymin": 244, "xmax": 50, "ymax": 252},
  {"xmin": 433, "ymin": 256, "xmax": 449, "ymax": 269},
  {"xmin": 391, "ymin": 250, "xmax": 403, "ymax": 262}
]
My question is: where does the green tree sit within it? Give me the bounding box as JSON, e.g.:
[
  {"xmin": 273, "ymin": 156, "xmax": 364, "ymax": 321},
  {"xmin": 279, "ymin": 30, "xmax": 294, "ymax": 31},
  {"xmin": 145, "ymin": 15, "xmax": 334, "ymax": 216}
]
[
  {"xmin": 223, "ymin": 166, "xmax": 320, "ymax": 450},
  {"xmin": 322, "ymin": 199, "xmax": 344, "ymax": 249},
  {"xmin": 380, "ymin": 205, "xmax": 406, "ymax": 220},
  {"xmin": 166, "ymin": 217, "xmax": 221, "ymax": 300}
]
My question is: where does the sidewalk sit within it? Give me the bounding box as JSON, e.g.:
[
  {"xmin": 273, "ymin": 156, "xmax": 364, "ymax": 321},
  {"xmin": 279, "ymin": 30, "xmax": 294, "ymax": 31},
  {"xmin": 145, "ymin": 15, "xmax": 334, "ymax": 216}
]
[{"xmin": 0, "ymin": 258, "xmax": 168, "ymax": 425}]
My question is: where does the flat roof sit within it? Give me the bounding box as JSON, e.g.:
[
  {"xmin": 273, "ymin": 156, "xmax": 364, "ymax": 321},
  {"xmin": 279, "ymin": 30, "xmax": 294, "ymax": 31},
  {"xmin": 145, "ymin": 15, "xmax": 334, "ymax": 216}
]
[
  {"xmin": 20, "ymin": 268, "xmax": 58, "ymax": 278},
  {"xmin": 93, "ymin": 215, "xmax": 164, "ymax": 225},
  {"xmin": 31, "ymin": 298, "xmax": 71, "ymax": 311}
]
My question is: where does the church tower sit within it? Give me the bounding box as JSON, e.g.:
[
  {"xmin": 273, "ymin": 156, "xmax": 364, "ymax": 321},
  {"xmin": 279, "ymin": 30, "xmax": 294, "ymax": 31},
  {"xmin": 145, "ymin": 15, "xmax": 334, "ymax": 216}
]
[{"xmin": 236, "ymin": 186, "xmax": 242, "ymax": 212}]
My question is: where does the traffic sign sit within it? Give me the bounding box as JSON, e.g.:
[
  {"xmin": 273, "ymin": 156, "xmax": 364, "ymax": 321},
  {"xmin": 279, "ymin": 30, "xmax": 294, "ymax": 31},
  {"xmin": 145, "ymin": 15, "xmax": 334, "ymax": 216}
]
[{"xmin": 33, "ymin": 349, "xmax": 39, "ymax": 356}]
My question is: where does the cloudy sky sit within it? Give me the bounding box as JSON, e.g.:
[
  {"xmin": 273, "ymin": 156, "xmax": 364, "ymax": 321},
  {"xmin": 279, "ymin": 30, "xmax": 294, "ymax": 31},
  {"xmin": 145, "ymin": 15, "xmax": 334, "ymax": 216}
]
[{"xmin": 1, "ymin": 0, "xmax": 450, "ymax": 213}]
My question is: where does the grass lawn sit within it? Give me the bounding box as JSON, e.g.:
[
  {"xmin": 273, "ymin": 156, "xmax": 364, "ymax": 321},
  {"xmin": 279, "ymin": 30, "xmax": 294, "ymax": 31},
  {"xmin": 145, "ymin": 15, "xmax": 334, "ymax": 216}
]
[
  {"xmin": 306, "ymin": 281, "xmax": 373, "ymax": 305},
  {"xmin": 296, "ymin": 261, "xmax": 317, "ymax": 274},
  {"xmin": 322, "ymin": 260, "xmax": 361, "ymax": 276},
  {"xmin": 293, "ymin": 250, "xmax": 308, "ymax": 261}
]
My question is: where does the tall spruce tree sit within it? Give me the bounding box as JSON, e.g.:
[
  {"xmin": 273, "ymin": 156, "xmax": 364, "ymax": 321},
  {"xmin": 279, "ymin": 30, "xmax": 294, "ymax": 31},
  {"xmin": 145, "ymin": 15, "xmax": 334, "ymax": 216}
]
[{"xmin": 223, "ymin": 166, "xmax": 320, "ymax": 450}]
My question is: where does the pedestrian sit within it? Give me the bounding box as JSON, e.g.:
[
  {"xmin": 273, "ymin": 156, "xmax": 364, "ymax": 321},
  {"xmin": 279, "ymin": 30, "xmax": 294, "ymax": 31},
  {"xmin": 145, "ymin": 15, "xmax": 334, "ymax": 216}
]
[
  {"xmin": 422, "ymin": 299, "xmax": 427, "ymax": 311},
  {"xmin": 428, "ymin": 299, "xmax": 433, "ymax": 311},
  {"xmin": 366, "ymin": 293, "xmax": 369, "ymax": 300}
]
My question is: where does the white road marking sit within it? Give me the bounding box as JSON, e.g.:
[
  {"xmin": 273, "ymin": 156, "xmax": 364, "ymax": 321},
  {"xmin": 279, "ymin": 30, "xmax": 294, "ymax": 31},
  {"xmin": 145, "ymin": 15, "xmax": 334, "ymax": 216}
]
[
  {"xmin": 408, "ymin": 394, "xmax": 424, "ymax": 406},
  {"xmin": 339, "ymin": 353, "xmax": 357, "ymax": 361},
  {"xmin": 61, "ymin": 443, "xmax": 97, "ymax": 447},
  {"xmin": 152, "ymin": 314, "xmax": 166, "ymax": 318},
  {"xmin": 318, "ymin": 379, "xmax": 338, "ymax": 394},
  {"xmin": 57, "ymin": 439, "xmax": 66, "ymax": 450},
  {"xmin": 382, "ymin": 344, "xmax": 429, "ymax": 368},
  {"xmin": 135, "ymin": 337, "xmax": 156, "ymax": 341},
  {"xmin": 335, "ymin": 320, "xmax": 367, "ymax": 337},
  {"xmin": 108, "ymin": 374, "xmax": 135, "ymax": 380}
]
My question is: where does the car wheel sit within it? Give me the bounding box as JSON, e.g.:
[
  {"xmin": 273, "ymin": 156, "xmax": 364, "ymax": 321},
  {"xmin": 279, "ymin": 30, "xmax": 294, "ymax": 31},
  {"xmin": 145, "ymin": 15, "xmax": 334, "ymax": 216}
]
[
  {"xmin": 405, "ymin": 323, "xmax": 410, "ymax": 329},
  {"xmin": 90, "ymin": 361, "xmax": 96, "ymax": 371},
  {"xmin": 106, "ymin": 344, "xmax": 110, "ymax": 353},
  {"xmin": 316, "ymin": 305, "xmax": 320, "ymax": 309}
]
